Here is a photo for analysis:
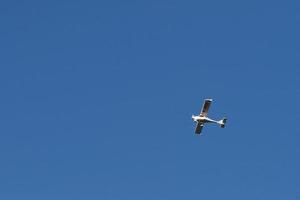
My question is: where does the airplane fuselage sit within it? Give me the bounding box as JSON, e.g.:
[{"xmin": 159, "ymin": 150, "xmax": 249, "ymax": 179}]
[{"xmin": 192, "ymin": 115, "xmax": 219, "ymax": 124}]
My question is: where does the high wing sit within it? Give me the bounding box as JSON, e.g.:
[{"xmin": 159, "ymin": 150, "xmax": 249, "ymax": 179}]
[
  {"xmin": 200, "ymin": 99, "xmax": 212, "ymax": 117},
  {"xmin": 195, "ymin": 122, "xmax": 204, "ymax": 134}
]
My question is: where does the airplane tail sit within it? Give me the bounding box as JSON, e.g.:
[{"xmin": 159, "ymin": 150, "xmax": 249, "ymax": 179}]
[{"xmin": 219, "ymin": 118, "xmax": 227, "ymax": 128}]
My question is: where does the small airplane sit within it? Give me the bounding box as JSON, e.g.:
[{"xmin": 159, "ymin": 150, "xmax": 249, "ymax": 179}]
[{"xmin": 192, "ymin": 99, "xmax": 227, "ymax": 134}]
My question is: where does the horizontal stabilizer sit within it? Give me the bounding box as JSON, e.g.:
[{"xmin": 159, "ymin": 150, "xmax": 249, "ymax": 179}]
[{"xmin": 220, "ymin": 118, "xmax": 227, "ymax": 128}]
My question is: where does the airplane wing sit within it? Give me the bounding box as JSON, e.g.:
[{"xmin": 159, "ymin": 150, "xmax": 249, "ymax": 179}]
[
  {"xmin": 200, "ymin": 99, "xmax": 212, "ymax": 117},
  {"xmin": 195, "ymin": 122, "xmax": 204, "ymax": 134}
]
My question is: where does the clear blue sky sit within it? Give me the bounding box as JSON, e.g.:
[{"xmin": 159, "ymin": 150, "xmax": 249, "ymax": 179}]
[{"xmin": 1, "ymin": 1, "xmax": 300, "ymax": 199}]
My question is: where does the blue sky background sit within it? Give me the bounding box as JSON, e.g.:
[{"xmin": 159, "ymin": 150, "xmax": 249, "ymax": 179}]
[{"xmin": 1, "ymin": 0, "xmax": 300, "ymax": 199}]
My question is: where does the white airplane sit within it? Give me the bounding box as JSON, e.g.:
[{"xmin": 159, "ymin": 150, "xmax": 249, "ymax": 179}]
[{"xmin": 192, "ymin": 99, "xmax": 227, "ymax": 134}]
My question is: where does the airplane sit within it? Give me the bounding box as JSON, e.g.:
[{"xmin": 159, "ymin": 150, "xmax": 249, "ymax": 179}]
[{"xmin": 192, "ymin": 99, "xmax": 227, "ymax": 134}]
